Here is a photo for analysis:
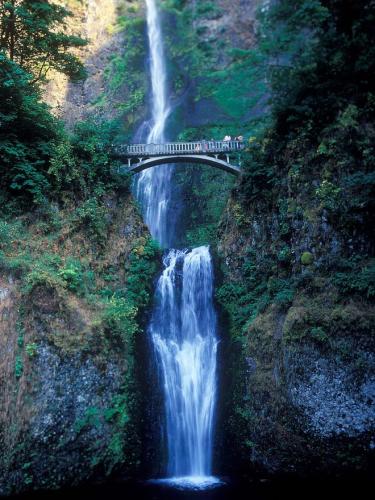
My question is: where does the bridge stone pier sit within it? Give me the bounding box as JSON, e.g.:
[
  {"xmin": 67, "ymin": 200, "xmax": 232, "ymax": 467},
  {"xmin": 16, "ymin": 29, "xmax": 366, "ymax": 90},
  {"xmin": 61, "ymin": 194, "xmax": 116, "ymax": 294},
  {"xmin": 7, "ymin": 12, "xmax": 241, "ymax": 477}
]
[{"xmin": 112, "ymin": 140, "xmax": 244, "ymax": 176}]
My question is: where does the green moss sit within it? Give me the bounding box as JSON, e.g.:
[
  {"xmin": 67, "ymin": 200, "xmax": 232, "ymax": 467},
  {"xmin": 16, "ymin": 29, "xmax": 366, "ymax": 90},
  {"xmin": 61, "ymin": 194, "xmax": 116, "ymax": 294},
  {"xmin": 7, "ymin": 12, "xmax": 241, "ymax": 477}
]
[
  {"xmin": 301, "ymin": 251, "xmax": 314, "ymax": 265},
  {"xmin": 196, "ymin": 1, "xmax": 222, "ymax": 19},
  {"xmin": 91, "ymin": 93, "xmax": 107, "ymax": 108},
  {"xmin": 74, "ymin": 407, "xmax": 101, "ymax": 433},
  {"xmin": 103, "ymin": 14, "xmax": 147, "ymax": 127},
  {"xmin": 14, "ymin": 355, "xmax": 23, "ymax": 379}
]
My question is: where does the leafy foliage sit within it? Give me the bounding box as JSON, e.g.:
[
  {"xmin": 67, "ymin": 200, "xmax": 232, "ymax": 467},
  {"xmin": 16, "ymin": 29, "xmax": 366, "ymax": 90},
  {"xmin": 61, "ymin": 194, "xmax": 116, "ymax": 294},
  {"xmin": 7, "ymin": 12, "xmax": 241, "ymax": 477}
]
[
  {"xmin": 0, "ymin": 52, "xmax": 125, "ymax": 210},
  {"xmin": 98, "ymin": 238, "xmax": 159, "ymax": 345},
  {"xmin": 218, "ymin": 0, "xmax": 375, "ymax": 352},
  {"xmin": 49, "ymin": 120, "xmax": 128, "ymax": 202},
  {"xmin": 0, "ymin": 0, "xmax": 127, "ymax": 212},
  {"xmin": 333, "ymin": 259, "xmax": 375, "ymax": 299},
  {"xmin": 0, "ymin": 54, "xmax": 57, "ymax": 206},
  {"xmin": 0, "ymin": 0, "xmax": 87, "ymax": 83},
  {"xmin": 58, "ymin": 262, "xmax": 83, "ymax": 293},
  {"xmin": 126, "ymin": 238, "xmax": 160, "ymax": 308}
]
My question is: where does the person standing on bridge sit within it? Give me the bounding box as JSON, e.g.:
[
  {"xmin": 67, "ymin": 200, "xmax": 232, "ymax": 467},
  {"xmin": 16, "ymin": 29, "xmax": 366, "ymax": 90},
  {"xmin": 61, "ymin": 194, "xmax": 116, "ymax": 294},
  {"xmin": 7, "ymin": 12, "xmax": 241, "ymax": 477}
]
[{"xmin": 223, "ymin": 135, "xmax": 231, "ymax": 148}]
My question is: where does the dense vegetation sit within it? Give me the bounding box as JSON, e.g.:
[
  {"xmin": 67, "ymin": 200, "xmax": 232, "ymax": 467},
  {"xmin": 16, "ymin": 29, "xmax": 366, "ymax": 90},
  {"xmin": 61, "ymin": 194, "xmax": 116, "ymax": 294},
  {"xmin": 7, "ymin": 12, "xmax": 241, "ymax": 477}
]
[
  {"xmin": 159, "ymin": 0, "xmax": 375, "ymax": 253},
  {"xmin": 0, "ymin": 59, "xmax": 127, "ymax": 210},
  {"xmin": 0, "ymin": 2, "xmax": 160, "ymax": 488},
  {"xmin": 0, "ymin": 1, "xmax": 143, "ymax": 251},
  {"xmin": 207, "ymin": 0, "xmax": 375, "ymax": 473},
  {"xmin": 158, "ymin": 0, "xmax": 374, "ymax": 338},
  {"xmin": 0, "ymin": 0, "xmax": 152, "ymax": 372},
  {"xmin": 217, "ymin": 0, "xmax": 375, "ymax": 339},
  {"xmin": 0, "ymin": 0, "xmax": 87, "ymax": 82}
]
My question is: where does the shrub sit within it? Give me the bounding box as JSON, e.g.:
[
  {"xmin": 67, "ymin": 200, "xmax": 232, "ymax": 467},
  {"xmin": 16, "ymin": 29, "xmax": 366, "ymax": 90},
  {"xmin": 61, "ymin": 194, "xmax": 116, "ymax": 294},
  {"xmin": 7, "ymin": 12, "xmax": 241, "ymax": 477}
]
[
  {"xmin": 334, "ymin": 261, "xmax": 375, "ymax": 299},
  {"xmin": 102, "ymin": 295, "xmax": 138, "ymax": 342},
  {"xmin": 277, "ymin": 245, "xmax": 292, "ymax": 264},
  {"xmin": 315, "ymin": 180, "xmax": 342, "ymax": 211},
  {"xmin": 73, "ymin": 198, "xmax": 108, "ymax": 244},
  {"xmin": 25, "ymin": 343, "xmax": 38, "ymax": 358},
  {"xmin": 0, "ymin": 55, "xmax": 57, "ymax": 207},
  {"xmin": 0, "ymin": 220, "xmax": 25, "ymax": 248},
  {"xmin": 126, "ymin": 238, "xmax": 160, "ymax": 308},
  {"xmin": 274, "ymin": 287, "xmax": 295, "ymax": 306},
  {"xmin": 310, "ymin": 326, "xmax": 329, "ymax": 343},
  {"xmin": 58, "ymin": 264, "xmax": 83, "ymax": 292},
  {"xmin": 24, "ymin": 269, "xmax": 65, "ymax": 293},
  {"xmin": 0, "ymin": 221, "xmax": 11, "ymax": 247}
]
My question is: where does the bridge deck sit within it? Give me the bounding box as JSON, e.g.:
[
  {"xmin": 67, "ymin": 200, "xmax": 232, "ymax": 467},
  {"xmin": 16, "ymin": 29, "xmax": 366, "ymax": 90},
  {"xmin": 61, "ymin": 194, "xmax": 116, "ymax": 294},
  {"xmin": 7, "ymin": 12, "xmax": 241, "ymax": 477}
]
[{"xmin": 113, "ymin": 140, "xmax": 244, "ymax": 158}]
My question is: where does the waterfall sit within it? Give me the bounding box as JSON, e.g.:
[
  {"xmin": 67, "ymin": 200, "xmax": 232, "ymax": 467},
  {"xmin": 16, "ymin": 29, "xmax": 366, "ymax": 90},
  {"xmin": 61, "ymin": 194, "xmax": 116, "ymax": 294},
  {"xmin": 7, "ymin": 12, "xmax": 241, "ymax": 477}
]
[
  {"xmin": 135, "ymin": 0, "xmax": 172, "ymax": 248},
  {"xmin": 150, "ymin": 247, "xmax": 218, "ymax": 484},
  {"xmin": 135, "ymin": 0, "xmax": 220, "ymax": 489}
]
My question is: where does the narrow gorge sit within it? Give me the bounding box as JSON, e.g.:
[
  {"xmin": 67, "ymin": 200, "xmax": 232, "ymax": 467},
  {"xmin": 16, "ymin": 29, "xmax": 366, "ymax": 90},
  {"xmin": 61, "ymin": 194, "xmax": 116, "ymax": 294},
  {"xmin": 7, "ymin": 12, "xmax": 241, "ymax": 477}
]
[
  {"xmin": 0, "ymin": 0, "xmax": 374, "ymax": 498},
  {"xmin": 135, "ymin": 0, "xmax": 219, "ymax": 487}
]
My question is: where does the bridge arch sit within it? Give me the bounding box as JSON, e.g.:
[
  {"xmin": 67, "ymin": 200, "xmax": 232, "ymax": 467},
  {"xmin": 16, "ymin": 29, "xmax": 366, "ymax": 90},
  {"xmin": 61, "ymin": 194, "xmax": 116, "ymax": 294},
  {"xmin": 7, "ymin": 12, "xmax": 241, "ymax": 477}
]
[{"xmin": 121, "ymin": 154, "xmax": 241, "ymax": 176}]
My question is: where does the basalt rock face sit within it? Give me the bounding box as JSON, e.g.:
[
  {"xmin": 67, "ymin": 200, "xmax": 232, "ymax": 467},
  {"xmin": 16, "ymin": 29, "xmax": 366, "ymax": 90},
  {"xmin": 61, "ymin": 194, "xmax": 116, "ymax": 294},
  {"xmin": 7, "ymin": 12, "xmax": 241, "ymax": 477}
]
[
  {"xmin": 162, "ymin": 0, "xmax": 263, "ymax": 131},
  {"xmin": 44, "ymin": 0, "xmax": 119, "ymax": 124},
  {"xmin": 217, "ymin": 194, "xmax": 375, "ymax": 476},
  {"xmin": 44, "ymin": 0, "xmax": 148, "ymax": 130},
  {"xmin": 0, "ymin": 196, "xmax": 154, "ymax": 495}
]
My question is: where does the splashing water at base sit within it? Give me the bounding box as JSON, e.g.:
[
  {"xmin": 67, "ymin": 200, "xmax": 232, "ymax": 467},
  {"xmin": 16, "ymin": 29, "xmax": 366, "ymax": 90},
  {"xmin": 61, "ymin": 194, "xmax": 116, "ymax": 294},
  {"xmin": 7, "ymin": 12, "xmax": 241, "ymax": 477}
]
[{"xmin": 150, "ymin": 475, "xmax": 223, "ymax": 490}]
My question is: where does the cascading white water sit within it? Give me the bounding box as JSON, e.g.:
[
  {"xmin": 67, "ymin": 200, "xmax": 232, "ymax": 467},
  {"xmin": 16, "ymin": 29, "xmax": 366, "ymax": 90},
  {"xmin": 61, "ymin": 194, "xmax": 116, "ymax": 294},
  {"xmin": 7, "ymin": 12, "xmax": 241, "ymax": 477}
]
[
  {"xmin": 135, "ymin": 0, "xmax": 173, "ymax": 248},
  {"xmin": 150, "ymin": 247, "xmax": 218, "ymax": 486},
  {"xmin": 136, "ymin": 0, "xmax": 220, "ymax": 489}
]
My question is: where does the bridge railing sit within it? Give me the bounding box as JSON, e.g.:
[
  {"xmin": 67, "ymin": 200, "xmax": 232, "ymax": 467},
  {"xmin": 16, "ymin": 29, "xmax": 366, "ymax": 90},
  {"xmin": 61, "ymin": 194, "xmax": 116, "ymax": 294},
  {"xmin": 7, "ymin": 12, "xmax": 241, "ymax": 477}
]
[{"xmin": 113, "ymin": 140, "xmax": 245, "ymax": 158}]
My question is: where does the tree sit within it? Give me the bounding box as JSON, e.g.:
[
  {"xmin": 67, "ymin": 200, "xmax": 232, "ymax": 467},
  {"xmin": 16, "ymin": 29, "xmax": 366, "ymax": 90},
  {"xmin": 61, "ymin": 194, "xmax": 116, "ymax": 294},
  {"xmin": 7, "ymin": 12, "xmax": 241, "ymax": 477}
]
[
  {"xmin": 257, "ymin": 0, "xmax": 375, "ymax": 135},
  {"xmin": 0, "ymin": 0, "xmax": 87, "ymax": 83},
  {"xmin": 239, "ymin": 0, "xmax": 375, "ymax": 216},
  {"xmin": 0, "ymin": 53, "xmax": 57, "ymax": 206}
]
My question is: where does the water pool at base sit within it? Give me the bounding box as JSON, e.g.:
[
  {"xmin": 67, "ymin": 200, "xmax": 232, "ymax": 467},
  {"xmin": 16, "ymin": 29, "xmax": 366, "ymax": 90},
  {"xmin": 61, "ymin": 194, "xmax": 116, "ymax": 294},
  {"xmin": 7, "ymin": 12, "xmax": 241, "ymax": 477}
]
[{"xmin": 11, "ymin": 477, "xmax": 369, "ymax": 500}]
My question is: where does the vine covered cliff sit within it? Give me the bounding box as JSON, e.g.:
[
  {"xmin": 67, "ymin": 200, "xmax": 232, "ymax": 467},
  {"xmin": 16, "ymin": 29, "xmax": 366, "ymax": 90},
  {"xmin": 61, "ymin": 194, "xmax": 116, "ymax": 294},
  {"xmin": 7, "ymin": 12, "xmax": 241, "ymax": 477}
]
[
  {"xmin": 214, "ymin": 0, "xmax": 375, "ymax": 476},
  {"xmin": 0, "ymin": 193, "xmax": 159, "ymax": 495}
]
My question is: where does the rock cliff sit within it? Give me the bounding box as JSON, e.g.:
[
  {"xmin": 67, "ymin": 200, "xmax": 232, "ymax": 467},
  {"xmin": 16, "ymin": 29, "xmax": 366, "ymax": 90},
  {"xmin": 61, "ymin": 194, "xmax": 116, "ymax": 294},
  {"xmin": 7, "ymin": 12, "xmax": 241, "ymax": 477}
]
[
  {"xmin": 44, "ymin": 0, "xmax": 148, "ymax": 131},
  {"xmin": 0, "ymin": 195, "xmax": 157, "ymax": 495},
  {"xmin": 217, "ymin": 196, "xmax": 374, "ymax": 475}
]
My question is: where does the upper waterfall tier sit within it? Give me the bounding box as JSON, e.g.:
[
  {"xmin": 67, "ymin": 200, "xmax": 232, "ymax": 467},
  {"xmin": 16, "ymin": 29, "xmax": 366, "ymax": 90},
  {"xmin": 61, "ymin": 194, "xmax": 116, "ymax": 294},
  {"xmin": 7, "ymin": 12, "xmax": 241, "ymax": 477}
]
[
  {"xmin": 145, "ymin": 0, "xmax": 170, "ymax": 144},
  {"xmin": 134, "ymin": 0, "xmax": 173, "ymax": 247}
]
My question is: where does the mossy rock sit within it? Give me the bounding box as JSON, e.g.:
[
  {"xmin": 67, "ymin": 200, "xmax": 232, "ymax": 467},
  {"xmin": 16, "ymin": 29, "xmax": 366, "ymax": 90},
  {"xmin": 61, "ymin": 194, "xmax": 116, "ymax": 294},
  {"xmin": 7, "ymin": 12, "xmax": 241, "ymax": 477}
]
[{"xmin": 301, "ymin": 251, "xmax": 314, "ymax": 266}]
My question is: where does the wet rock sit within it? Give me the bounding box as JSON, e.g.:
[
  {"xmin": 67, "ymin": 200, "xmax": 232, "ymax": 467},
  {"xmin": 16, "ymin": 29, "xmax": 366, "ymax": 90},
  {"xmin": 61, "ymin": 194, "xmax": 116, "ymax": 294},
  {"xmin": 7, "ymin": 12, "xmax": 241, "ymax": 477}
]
[
  {"xmin": 0, "ymin": 288, "xmax": 9, "ymax": 301},
  {"xmin": 289, "ymin": 349, "xmax": 375, "ymax": 437}
]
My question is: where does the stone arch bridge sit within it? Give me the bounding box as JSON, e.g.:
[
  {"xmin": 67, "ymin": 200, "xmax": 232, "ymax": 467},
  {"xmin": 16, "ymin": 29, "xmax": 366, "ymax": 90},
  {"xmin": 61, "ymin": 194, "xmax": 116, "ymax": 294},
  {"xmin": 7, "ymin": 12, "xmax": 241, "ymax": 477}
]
[{"xmin": 112, "ymin": 140, "xmax": 244, "ymax": 176}]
